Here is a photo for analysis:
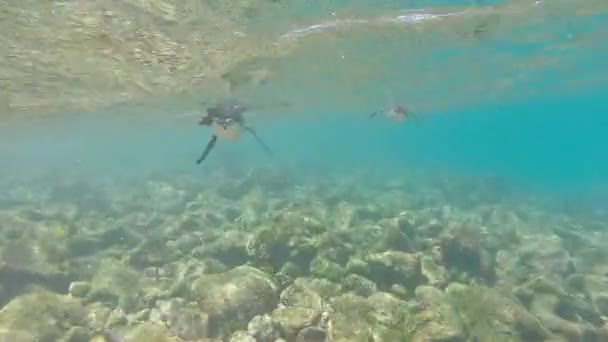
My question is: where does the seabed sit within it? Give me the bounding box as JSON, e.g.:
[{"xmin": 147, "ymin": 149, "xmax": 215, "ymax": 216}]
[{"xmin": 0, "ymin": 165, "xmax": 607, "ymax": 342}]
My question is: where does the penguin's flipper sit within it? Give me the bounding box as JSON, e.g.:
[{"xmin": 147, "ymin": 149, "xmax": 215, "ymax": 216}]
[
  {"xmin": 244, "ymin": 126, "xmax": 272, "ymax": 155},
  {"xmin": 196, "ymin": 135, "xmax": 218, "ymax": 164}
]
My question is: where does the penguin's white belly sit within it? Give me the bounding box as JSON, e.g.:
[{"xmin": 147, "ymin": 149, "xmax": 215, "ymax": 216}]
[{"xmin": 214, "ymin": 123, "xmax": 242, "ymax": 141}]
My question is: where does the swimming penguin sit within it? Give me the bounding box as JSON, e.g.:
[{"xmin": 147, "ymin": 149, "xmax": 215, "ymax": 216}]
[
  {"xmin": 369, "ymin": 104, "xmax": 410, "ymax": 122},
  {"xmin": 196, "ymin": 98, "xmax": 272, "ymax": 165}
]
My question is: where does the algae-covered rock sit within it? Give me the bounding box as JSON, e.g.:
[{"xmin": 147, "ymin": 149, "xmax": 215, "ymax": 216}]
[
  {"xmin": 229, "ymin": 330, "xmax": 256, "ymax": 342},
  {"xmin": 310, "ymin": 256, "xmax": 345, "ymax": 282},
  {"xmin": 420, "ymin": 255, "xmax": 448, "ymax": 288},
  {"xmin": 564, "ymin": 273, "xmax": 608, "ymax": 316},
  {"xmin": 514, "ymin": 275, "xmax": 605, "ymax": 341},
  {"xmin": 191, "ymin": 265, "xmax": 279, "ymax": 337},
  {"xmin": 246, "ymin": 225, "xmax": 296, "ymax": 270},
  {"xmin": 161, "ymin": 257, "xmax": 228, "ymax": 299},
  {"xmin": 440, "ymin": 225, "xmax": 496, "ymax": 284},
  {"xmin": 325, "ymin": 293, "xmax": 375, "ymax": 342},
  {"xmin": 68, "ymin": 281, "xmax": 91, "ymax": 298},
  {"xmin": 342, "ymin": 274, "xmax": 377, "ymax": 297},
  {"xmin": 123, "ymin": 322, "xmax": 179, "ymax": 342},
  {"xmin": 296, "ymin": 326, "xmax": 327, "ymax": 342},
  {"xmin": 372, "ymin": 218, "xmax": 413, "ymax": 252},
  {"xmin": 327, "ymin": 292, "xmax": 412, "ymax": 342},
  {"xmin": 128, "ymin": 236, "xmax": 181, "ymax": 269},
  {"xmin": 274, "ymin": 262, "xmax": 305, "ymax": 289},
  {"xmin": 272, "ymin": 307, "xmax": 320, "ymax": 340},
  {"xmin": 87, "ymin": 304, "xmax": 112, "ymax": 331},
  {"xmin": 62, "ymin": 326, "xmax": 92, "ymax": 341},
  {"xmin": 86, "ymin": 259, "xmax": 141, "ymax": 312},
  {"xmin": 573, "ymin": 245, "xmax": 608, "ymax": 277},
  {"xmin": 280, "ymin": 281, "xmax": 326, "ymax": 311},
  {"xmin": 291, "ymin": 277, "xmax": 342, "ymax": 302},
  {"xmin": 246, "ymin": 215, "xmax": 320, "ymax": 272},
  {"xmin": 149, "ymin": 297, "xmax": 209, "ymax": 340},
  {"xmin": 498, "ymin": 234, "xmax": 574, "ymax": 287},
  {"xmin": 409, "ymin": 286, "xmax": 464, "ymax": 342},
  {"xmin": 447, "ymin": 283, "xmax": 549, "ymax": 341},
  {"xmin": 366, "ymin": 251, "xmax": 424, "ymax": 292},
  {"xmin": 106, "ymin": 308, "xmax": 127, "ymax": 328},
  {"xmin": 0, "ymin": 287, "xmax": 89, "ymax": 341},
  {"xmin": 247, "ymin": 314, "xmax": 281, "ymax": 342},
  {"xmin": 345, "ymin": 258, "xmax": 370, "ymax": 277},
  {"xmin": 192, "ymin": 230, "xmax": 249, "ymax": 267}
]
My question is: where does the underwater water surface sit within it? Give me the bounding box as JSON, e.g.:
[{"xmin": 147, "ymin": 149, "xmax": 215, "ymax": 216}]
[{"xmin": 1, "ymin": 1, "xmax": 608, "ymax": 342}]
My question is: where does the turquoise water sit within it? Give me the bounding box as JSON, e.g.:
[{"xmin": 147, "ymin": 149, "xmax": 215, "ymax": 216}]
[{"xmin": 3, "ymin": 92, "xmax": 606, "ymax": 199}]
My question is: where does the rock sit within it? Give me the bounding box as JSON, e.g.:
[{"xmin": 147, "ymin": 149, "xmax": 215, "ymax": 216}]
[
  {"xmin": 389, "ymin": 284, "xmax": 408, "ymax": 299},
  {"xmin": 128, "ymin": 237, "xmax": 180, "ymax": 269},
  {"xmin": 0, "ymin": 253, "xmax": 73, "ymax": 307},
  {"xmin": 248, "ymin": 314, "xmax": 281, "ymax": 342},
  {"xmin": 118, "ymin": 293, "xmax": 140, "ymax": 314},
  {"xmin": 595, "ymin": 295, "xmax": 608, "ymax": 316},
  {"xmin": 191, "ymin": 265, "xmax": 279, "ymax": 337},
  {"xmin": 327, "ymin": 292, "xmax": 411, "ymax": 341},
  {"xmin": 345, "ymin": 258, "xmax": 369, "ymax": 277},
  {"xmin": 229, "ymin": 330, "xmax": 256, "ymax": 342},
  {"xmin": 151, "ymin": 298, "xmax": 209, "ymax": 340},
  {"xmin": 497, "ymin": 234, "xmax": 574, "ymax": 287},
  {"xmin": 162, "ymin": 258, "xmax": 227, "ymax": 299},
  {"xmin": 410, "ymin": 286, "xmax": 464, "ymax": 342},
  {"xmin": 373, "ymin": 219, "xmax": 413, "ymax": 252},
  {"xmin": 63, "ymin": 326, "xmax": 92, "ymax": 342},
  {"xmin": 420, "ymin": 256, "xmax": 447, "ymax": 288},
  {"xmin": 447, "ymin": 283, "xmax": 549, "ymax": 342},
  {"xmin": 0, "ymin": 287, "xmax": 88, "ymax": 341},
  {"xmin": 68, "ymin": 281, "xmax": 91, "ymax": 298},
  {"xmin": 123, "ymin": 322, "xmax": 177, "ymax": 342},
  {"xmin": 515, "ymin": 276, "xmax": 605, "ymax": 340},
  {"xmin": 87, "ymin": 305, "xmax": 112, "ymax": 331},
  {"xmin": 342, "ymin": 274, "xmax": 377, "ymax": 297},
  {"xmin": 410, "ymin": 321, "xmax": 465, "ymax": 342},
  {"xmin": 85, "ymin": 287, "xmax": 119, "ymax": 307},
  {"xmin": 573, "ymin": 245, "xmax": 608, "ymax": 276},
  {"xmin": 309, "ymin": 256, "xmax": 345, "ymax": 282},
  {"xmin": 291, "ymin": 277, "xmax": 341, "ymax": 302},
  {"xmin": 192, "ymin": 230, "xmax": 249, "ymax": 267},
  {"xmin": 366, "ymin": 251, "xmax": 424, "ymax": 291},
  {"xmin": 170, "ymin": 309, "xmax": 209, "ymax": 340},
  {"xmin": 326, "ymin": 294, "xmax": 374, "ymax": 342},
  {"xmin": 105, "ymin": 308, "xmax": 127, "ymax": 328},
  {"xmin": 0, "ymin": 329, "xmax": 37, "ymax": 342},
  {"xmin": 296, "ymin": 326, "xmax": 327, "ymax": 342},
  {"xmin": 367, "ymin": 292, "xmax": 411, "ymax": 331},
  {"xmin": 127, "ymin": 309, "xmax": 150, "ymax": 324},
  {"xmin": 564, "ymin": 273, "xmax": 608, "ymax": 316},
  {"xmin": 65, "ymin": 235, "xmax": 102, "ymax": 258},
  {"xmin": 272, "ymin": 307, "xmax": 320, "ymax": 340},
  {"xmin": 86, "ymin": 259, "xmax": 140, "ymax": 309},
  {"xmin": 280, "ymin": 282, "xmax": 326, "ymax": 311},
  {"xmin": 246, "ymin": 223, "xmax": 317, "ymax": 272},
  {"xmin": 538, "ymin": 312, "xmax": 598, "ymax": 342},
  {"xmin": 440, "ymin": 226, "xmax": 496, "ymax": 284},
  {"xmin": 173, "ymin": 234, "xmax": 201, "ymax": 255}
]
